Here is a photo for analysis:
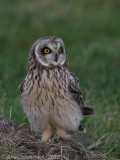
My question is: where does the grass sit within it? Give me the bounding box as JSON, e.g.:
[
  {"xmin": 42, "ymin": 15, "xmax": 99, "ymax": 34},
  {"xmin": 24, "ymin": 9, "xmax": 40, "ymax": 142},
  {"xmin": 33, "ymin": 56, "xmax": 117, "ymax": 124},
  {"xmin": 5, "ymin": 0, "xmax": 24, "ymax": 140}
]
[{"xmin": 0, "ymin": 0, "xmax": 120, "ymax": 159}]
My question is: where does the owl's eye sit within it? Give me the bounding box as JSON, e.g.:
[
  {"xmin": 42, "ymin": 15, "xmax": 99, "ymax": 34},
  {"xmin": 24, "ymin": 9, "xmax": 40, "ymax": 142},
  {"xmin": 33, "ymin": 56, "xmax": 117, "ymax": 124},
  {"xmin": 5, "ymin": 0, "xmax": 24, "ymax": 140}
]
[
  {"xmin": 41, "ymin": 47, "xmax": 51, "ymax": 54},
  {"xmin": 58, "ymin": 47, "xmax": 63, "ymax": 53}
]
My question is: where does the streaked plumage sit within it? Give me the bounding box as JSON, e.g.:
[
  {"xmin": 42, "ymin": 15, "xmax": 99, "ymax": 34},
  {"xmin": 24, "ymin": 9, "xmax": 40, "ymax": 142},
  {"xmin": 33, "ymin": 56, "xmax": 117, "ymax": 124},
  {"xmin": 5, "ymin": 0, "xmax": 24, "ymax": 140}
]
[{"xmin": 19, "ymin": 36, "xmax": 95, "ymax": 142}]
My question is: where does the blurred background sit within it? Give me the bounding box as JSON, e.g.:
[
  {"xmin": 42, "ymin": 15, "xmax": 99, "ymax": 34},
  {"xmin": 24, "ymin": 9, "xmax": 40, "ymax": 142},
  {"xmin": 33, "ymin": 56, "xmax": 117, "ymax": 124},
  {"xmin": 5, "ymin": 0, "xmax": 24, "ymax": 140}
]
[{"xmin": 0, "ymin": 0, "xmax": 120, "ymax": 158}]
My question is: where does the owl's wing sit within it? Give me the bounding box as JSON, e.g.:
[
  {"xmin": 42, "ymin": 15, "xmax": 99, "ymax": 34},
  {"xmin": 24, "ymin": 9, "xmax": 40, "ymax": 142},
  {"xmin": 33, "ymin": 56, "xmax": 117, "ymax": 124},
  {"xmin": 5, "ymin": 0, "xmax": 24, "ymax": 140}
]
[
  {"xmin": 69, "ymin": 72, "xmax": 95, "ymax": 116},
  {"xmin": 19, "ymin": 80, "xmax": 25, "ymax": 95}
]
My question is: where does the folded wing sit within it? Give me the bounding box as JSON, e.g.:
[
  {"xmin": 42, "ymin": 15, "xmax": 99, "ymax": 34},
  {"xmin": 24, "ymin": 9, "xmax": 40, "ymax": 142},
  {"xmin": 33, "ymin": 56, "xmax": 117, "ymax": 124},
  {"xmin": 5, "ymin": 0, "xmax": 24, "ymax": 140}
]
[{"xmin": 69, "ymin": 72, "xmax": 95, "ymax": 116}]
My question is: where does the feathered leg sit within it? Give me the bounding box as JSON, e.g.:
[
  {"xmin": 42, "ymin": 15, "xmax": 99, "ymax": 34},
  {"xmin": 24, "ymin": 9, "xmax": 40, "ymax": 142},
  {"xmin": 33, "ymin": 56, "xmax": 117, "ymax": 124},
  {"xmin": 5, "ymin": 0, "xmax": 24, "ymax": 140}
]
[
  {"xmin": 41, "ymin": 124, "xmax": 52, "ymax": 143},
  {"xmin": 56, "ymin": 125, "xmax": 71, "ymax": 139}
]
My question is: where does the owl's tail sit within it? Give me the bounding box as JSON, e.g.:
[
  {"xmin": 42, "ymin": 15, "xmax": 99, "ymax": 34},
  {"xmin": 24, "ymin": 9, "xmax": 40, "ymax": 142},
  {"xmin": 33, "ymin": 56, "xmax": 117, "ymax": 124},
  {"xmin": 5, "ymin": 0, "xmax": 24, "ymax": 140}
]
[{"xmin": 82, "ymin": 106, "xmax": 95, "ymax": 115}]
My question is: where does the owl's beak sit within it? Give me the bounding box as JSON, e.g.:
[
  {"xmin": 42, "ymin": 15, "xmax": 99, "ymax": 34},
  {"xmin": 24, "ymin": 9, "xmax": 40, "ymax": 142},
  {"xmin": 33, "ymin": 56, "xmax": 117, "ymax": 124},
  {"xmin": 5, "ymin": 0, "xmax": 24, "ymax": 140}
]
[{"xmin": 55, "ymin": 54, "xmax": 58, "ymax": 62}]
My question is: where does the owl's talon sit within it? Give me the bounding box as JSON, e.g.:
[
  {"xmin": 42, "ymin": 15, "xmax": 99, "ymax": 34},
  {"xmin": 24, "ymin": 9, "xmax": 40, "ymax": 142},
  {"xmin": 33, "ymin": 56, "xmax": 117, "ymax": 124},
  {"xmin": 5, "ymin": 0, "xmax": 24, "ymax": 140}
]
[
  {"xmin": 64, "ymin": 134, "xmax": 71, "ymax": 139},
  {"xmin": 41, "ymin": 138, "xmax": 49, "ymax": 143},
  {"xmin": 58, "ymin": 134, "xmax": 71, "ymax": 139},
  {"xmin": 41, "ymin": 133, "xmax": 51, "ymax": 143}
]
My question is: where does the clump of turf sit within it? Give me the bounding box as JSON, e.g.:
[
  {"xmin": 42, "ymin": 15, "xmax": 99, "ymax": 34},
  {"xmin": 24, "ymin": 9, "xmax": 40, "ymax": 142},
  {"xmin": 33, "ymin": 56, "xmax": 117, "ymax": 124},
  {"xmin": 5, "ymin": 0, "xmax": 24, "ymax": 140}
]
[{"xmin": 0, "ymin": 116, "xmax": 112, "ymax": 160}]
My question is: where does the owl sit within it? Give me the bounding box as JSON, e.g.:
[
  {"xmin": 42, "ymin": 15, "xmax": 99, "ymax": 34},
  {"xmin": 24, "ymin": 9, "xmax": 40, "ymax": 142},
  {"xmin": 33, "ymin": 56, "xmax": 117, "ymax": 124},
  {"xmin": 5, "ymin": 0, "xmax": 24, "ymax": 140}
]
[{"xmin": 19, "ymin": 36, "xmax": 95, "ymax": 143}]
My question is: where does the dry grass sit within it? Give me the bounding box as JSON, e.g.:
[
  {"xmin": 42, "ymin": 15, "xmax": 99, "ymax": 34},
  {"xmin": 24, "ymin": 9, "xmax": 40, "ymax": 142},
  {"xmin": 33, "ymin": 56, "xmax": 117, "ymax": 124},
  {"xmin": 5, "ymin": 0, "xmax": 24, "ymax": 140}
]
[{"xmin": 0, "ymin": 116, "xmax": 114, "ymax": 160}]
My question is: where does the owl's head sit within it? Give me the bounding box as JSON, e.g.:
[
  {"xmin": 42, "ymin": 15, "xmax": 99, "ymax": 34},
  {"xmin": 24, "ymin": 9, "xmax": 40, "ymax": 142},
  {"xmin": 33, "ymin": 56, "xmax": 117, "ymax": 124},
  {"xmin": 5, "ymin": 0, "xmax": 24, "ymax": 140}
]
[{"xmin": 29, "ymin": 36, "xmax": 68, "ymax": 69}]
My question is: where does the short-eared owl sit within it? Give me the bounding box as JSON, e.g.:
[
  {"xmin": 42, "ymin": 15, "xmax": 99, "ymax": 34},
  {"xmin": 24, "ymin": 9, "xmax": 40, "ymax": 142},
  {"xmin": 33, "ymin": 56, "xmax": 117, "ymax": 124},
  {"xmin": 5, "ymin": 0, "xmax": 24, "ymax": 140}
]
[{"xmin": 19, "ymin": 36, "xmax": 95, "ymax": 143}]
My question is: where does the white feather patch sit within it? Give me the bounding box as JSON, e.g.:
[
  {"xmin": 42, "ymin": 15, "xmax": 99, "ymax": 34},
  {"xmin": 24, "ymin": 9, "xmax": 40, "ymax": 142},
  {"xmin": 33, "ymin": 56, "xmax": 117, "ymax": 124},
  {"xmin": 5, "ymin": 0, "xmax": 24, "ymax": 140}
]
[{"xmin": 35, "ymin": 44, "xmax": 49, "ymax": 66}]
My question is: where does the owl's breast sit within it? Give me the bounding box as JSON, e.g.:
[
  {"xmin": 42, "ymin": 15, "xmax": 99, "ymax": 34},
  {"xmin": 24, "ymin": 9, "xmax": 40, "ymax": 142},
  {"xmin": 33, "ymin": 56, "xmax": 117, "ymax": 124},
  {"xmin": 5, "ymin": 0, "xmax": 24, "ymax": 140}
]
[
  {"xmin": 39, "ymin": 69, "xmax": 68, "ymax": 93},
  {"xmin": 22, "ymin": 69, "xmax": 70, "ymax": 114},
  {"xmin": 22, "ymin": 69, "xmax": 69, "ymax": 101}
]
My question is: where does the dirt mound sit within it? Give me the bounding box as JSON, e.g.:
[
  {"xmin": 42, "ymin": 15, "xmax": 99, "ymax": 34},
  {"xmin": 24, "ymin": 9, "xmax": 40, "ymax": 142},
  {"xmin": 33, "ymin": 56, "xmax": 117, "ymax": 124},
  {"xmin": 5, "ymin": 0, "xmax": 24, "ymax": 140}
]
[{"xmin": 0, "ymin": 116, "xmax": 111, "ymax": 160}]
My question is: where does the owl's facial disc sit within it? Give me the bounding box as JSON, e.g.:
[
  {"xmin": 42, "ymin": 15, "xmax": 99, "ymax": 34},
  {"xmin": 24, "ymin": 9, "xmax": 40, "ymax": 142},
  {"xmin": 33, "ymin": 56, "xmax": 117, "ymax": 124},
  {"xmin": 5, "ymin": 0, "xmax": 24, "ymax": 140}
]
[{"xmin": 35, "ymin": 39, "xmax": 66, "ymax": 67}]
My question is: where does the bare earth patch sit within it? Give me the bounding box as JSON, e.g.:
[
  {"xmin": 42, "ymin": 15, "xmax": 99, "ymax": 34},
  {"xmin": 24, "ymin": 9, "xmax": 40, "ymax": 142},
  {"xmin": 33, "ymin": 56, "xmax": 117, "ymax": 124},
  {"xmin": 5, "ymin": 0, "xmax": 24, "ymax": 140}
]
[{"xmin": 0, "ymin": 116, "xmax": 113, "ymax": 160}]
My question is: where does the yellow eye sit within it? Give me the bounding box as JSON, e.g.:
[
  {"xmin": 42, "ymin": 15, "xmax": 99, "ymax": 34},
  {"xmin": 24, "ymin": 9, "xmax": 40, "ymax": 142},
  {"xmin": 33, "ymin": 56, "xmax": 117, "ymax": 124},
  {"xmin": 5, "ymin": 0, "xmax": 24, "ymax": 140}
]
[
  {"xmin": 44, "ymin": 48, "xmax": 50, "ymax": 54},
  {"xmin": 59, "ymin": 47, "xmax": 63, "ymax": 53},
  {"xmin": 59, "ymin": 48, "xmax": 61, "ymax": 53}
]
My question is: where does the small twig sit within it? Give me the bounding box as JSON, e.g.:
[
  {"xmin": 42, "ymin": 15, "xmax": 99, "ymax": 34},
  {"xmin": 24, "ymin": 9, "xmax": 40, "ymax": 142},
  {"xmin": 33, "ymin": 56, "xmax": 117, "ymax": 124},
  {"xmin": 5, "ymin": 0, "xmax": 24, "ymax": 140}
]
[
  {"xmin": 61, "ymin": 146, "xmax": 63, "ymax": 160},
  {"xmin": 106, "ymin": 143, "xmax": 117, "ymax": 155},
  {"xmin": 88, "ymin": 135, "xmax": 105, "ymax": 150}
]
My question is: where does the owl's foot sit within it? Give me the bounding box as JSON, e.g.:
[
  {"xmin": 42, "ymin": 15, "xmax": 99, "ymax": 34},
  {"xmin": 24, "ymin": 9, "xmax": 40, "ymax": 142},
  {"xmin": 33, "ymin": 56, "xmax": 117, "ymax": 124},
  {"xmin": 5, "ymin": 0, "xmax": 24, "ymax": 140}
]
[
  {"xmin": 56, "ymin": 125, "xmax": 71, "ymax": 139},
  {"xmin": 41, "ymin": 133, "xmax": 51, "ymax": 143},
  {"xmin": 41, "ymin": 124, "xmax": 52, "ymax": 143}
]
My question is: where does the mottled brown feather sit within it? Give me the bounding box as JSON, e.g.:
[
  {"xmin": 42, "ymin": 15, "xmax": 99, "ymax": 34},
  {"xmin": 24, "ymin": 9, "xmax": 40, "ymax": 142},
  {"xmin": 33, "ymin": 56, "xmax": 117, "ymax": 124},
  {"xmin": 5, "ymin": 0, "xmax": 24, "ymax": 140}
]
[
  {"xmin": 69, "ymin": 72, "xmax": 95, "ymax": 116},
  {"xmin": 19, "ymin": 80, "xmax": 25, "ymax": 94}
]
